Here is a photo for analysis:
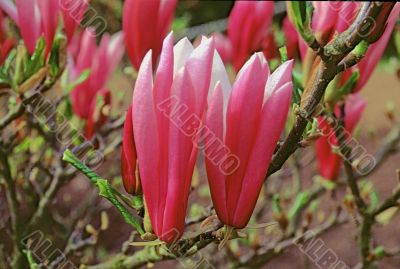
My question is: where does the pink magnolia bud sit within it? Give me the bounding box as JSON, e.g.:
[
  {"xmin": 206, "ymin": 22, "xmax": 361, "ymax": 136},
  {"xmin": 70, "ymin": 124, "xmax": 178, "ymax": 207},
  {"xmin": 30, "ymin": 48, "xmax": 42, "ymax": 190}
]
[
  {"xmin": 316, "ymin": 94, "xmax": 366, "ymax": 180},
  {"xmin": 123, "ymin": 0, "xmax": 177, "ymax": 70},
  {"xmin": 130, "ymin": 33, "xmax": 215, "ymax": 243},
  {"xmin": 69, "ymin": 29, "xmax": 124, "ymax": 137},
  {"xmin": 0, "ymin": 0, "xmax": 59, "ymax": 55},
  {"xmin": 121, "ymin": 105, "xmax": 140, "ymax": 195},
  {"xmin": 227, "ymin": 1, "xmax": 274, "ymax": 72},
  {"xmin": 352, "ymin": 3, "xmax": 400, "ymax": 92},
  {"xmin": 1, "ymin": 0, "xmax": 90, "ymax": 55},
  {"xmin": 206, "ymin": 53, "xmax": 293, "ymax": 228}
]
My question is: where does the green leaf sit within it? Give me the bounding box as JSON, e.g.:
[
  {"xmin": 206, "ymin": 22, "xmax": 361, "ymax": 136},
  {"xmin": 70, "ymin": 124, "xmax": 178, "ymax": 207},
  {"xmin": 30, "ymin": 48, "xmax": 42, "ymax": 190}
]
[
  {"xmin": 3, "ymin": 48, "xmax": 16, "ymax": 73},
  {"xmin": 25, "ymin": 37, "xmax": 46, "ymax": 79},
  {"xmin": 62, "ymin": 150, "xmax": 144, "ymax": 234},
  {"xmin": 132, "ymin": 195, "xmax": 144, "ymax": 210},
  {"xmin": 394, "ymin": 30, "xmax": 400, "ymax": 56},
  {"xmin": 305, "ymin": 117, "xmax": 319, "ymax": 136},
  {"xmin": 23, "ymin": 250, "xmax": 40, "ymax": 269},
  {"xmin": 352, "ymin": 40, "xmax": 369, "ymax": 58},
  {"xmin": 48, "ymin": 36, "xmax": 63, "ymax": 78},
  {"xmin": 64, "ymin": 69, "xmax": 91, "ymax": 94},
  {"xmin": 313, "ymin": 175, "xmax": 337, "ymax": 190},
  {"xmin": 288, "ymin": 191, "xmax": 310, "ymax": 220},
  {"xmin": 360, "ymin": 180, "xmax": 380, "ymax": 211},
  {"xmin": 272, "ymin": 194, "xmax": 282, "ymax": 214},
  {"xmin": 279, "ymin": 46, "xmax": 288, "ymax": 62},
  {"xmin": 286, "ymin": 1, "xmax": 315, "ymax": 44},
  {"xmin": 372, "ymin": 246, "xmax": 386, "ymax": 259},
  {"xmin": 291, "ymin": 70, "xmax": 304, "ymax": 105},
  {"xmin": 376, "ymin": 207, "xmax": 399, "ymax": 225},
  {"xmin": 172, "ymin": 14, "xmax": 191, "ymax": 35}
]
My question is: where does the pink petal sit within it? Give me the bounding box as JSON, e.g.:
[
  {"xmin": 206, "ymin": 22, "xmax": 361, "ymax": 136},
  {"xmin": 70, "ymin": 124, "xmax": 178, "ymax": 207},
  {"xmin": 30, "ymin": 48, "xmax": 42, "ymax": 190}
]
[
  {"xmin": 0, "ymin": 0, "xmax": 18, "ymax": 23},
  {"xmin": 228, "ymin": 1, "xmax": 273, "ymax": 71},
  {"xmin": 234, "ymin": 81, "xmax": 292, "ymax": 227},
  {"xmin": 60, "ymin": 0, "xmax": 88, "ymax": 42},
  {"xmin": 355, "ymin": 3, "xmax": 400, "ymax": 92},
  {"xmin": 185, "ymin": 36, "xmax": 215, "ymax": 116},
  {"xmin": 16, "ymin": 0, "xmax": 41, "ymax": 54},
  {"xmin": 264, "ymin": 60, "xmax": 293, "ymax": 102},
  {"xmin": 121, "ymin": 105, "xmax": 138, "ymax": 195},
  {"xmin": 155, "ymin": 0, "xmax": 177, "ymax": 61},
  {"xmin": 283, "ymin": 17, "xmax": 299, "ymax": 59},
  {"xmin": 316, "ymin": 117, "xmax": 342, "ymax": 180},
  {"xmin": 224, "ymin": 53, "xmax": 269, "ymax": 223},
  {"xmin": 123, "ymin": 0, "xmax": 140, "ymax": 69},
  {"xmin": 75, "ymin": 28, "xmax": 96, "ymax": 72},
  {"xmin": 344, "ymin": 93, "xmax": 366, "ymax": 133},
  {"xmin": 37, "ymin": 0, "xmax": 60, "ymax": 56},
  {"xmin": 153, "ymin": 32, "xmax": 174, "ymax": 236},
  {"xmin": 132, "ymin": 52, "xmax": 161, "ymax": 234},
  {"xmin": 211, "ymin": 32, "xmax": 231, "ymax": 64},
  {"xmin": 205, "ymin": 82, "xmax": 229, "ymax": 223},
  {"xmin": 161, "ymin": 66, "xmax": 196, "ymax": 242}
]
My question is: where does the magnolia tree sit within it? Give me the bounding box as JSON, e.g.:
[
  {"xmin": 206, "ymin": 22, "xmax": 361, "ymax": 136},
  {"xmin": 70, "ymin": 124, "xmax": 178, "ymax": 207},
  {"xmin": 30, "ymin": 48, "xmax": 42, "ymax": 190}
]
[{"xmin": 0, "ymin": 1, "xmax": 400, "ymax": 269}]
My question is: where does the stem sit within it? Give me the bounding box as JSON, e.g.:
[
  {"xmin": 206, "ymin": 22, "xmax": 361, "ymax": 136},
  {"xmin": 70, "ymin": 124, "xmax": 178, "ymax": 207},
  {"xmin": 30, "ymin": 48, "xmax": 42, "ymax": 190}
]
[{"xmin": 0, "ymin": 152, "xmax": 25, "ymax": 268}]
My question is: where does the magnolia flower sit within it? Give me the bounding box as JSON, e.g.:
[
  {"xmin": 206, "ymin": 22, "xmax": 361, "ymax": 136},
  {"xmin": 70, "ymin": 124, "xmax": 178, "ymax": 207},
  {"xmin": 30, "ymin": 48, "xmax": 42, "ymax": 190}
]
[
  {"xmin": 227, "ymin": 1, "xmax": 274, "ymax": 71},
  {"xmin": 316, "ymin": 94, "xmax": 366, "ymax": 180},
  {"xmin": 298, "ymin": 3, "xmax": 400, "ymax": 94},
  {"xmin": 129, "ymin": 33, "xmax": 215, "ymax": 243},
  {"xmin": 0, "ymin": 0, "xmax": 88, "ymax": 55},
  {"xmin": 351, "ymin": 3, "xmax": 400, "ymax": 92},
  {"xmin": 206, "ymin": 53, "xmax": 293, "ymax": 228},
  {"xmin": 123, "ymin": 0, "xmax": 177, "ymax": 70},
  {"xmin": 0, "ymin": 0, "xmax": 58, "ymax": 55},
  {"xmin": 68, "ymin": 29, "xmax": 124, "ymax": 138}
]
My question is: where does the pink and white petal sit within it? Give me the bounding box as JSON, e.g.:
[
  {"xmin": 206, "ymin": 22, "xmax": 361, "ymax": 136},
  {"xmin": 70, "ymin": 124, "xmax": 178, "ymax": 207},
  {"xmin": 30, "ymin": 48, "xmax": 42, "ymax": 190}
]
[
  {"xmin": 173, "ymin": 37, "xmax": 194, "ymax": 76},
  {"xmin": 76, "ymin": 29, "xmax": 96, "ymax": 71},
  {"xmin": 209, "ymin": 49, "xmax": 232, "ymax": 107},
  {"xmin": 153, "ymin": 32, "xmax": 174, "ymax": 235},
  {"xmin": 162, "ymin": 67, "xmax": 196, "ymax": 241},
  {"xmin": 264, "ymin": 60, "xmax": 293, "ymax": 102},
  {"xmin": 132, "ymin": 52, "xmax": 161, "ymax": 234},
  {"xmin": 0, "ymin": 0, "xmax": 18, "ymax": 23},
  {"xmin": 224, "ymin": 54, "xmax": 267, "ymax": 222},
  {"xmin": 233, "ymin": 81, "xmax": 292, "ymax": 227},
  {"xmin": 185, "ymin": 36, "xmax": 214, "ymax": 116},
  {"xmin": 205, "ymin": 82, "xmax": 229, "ymax": 223}
]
